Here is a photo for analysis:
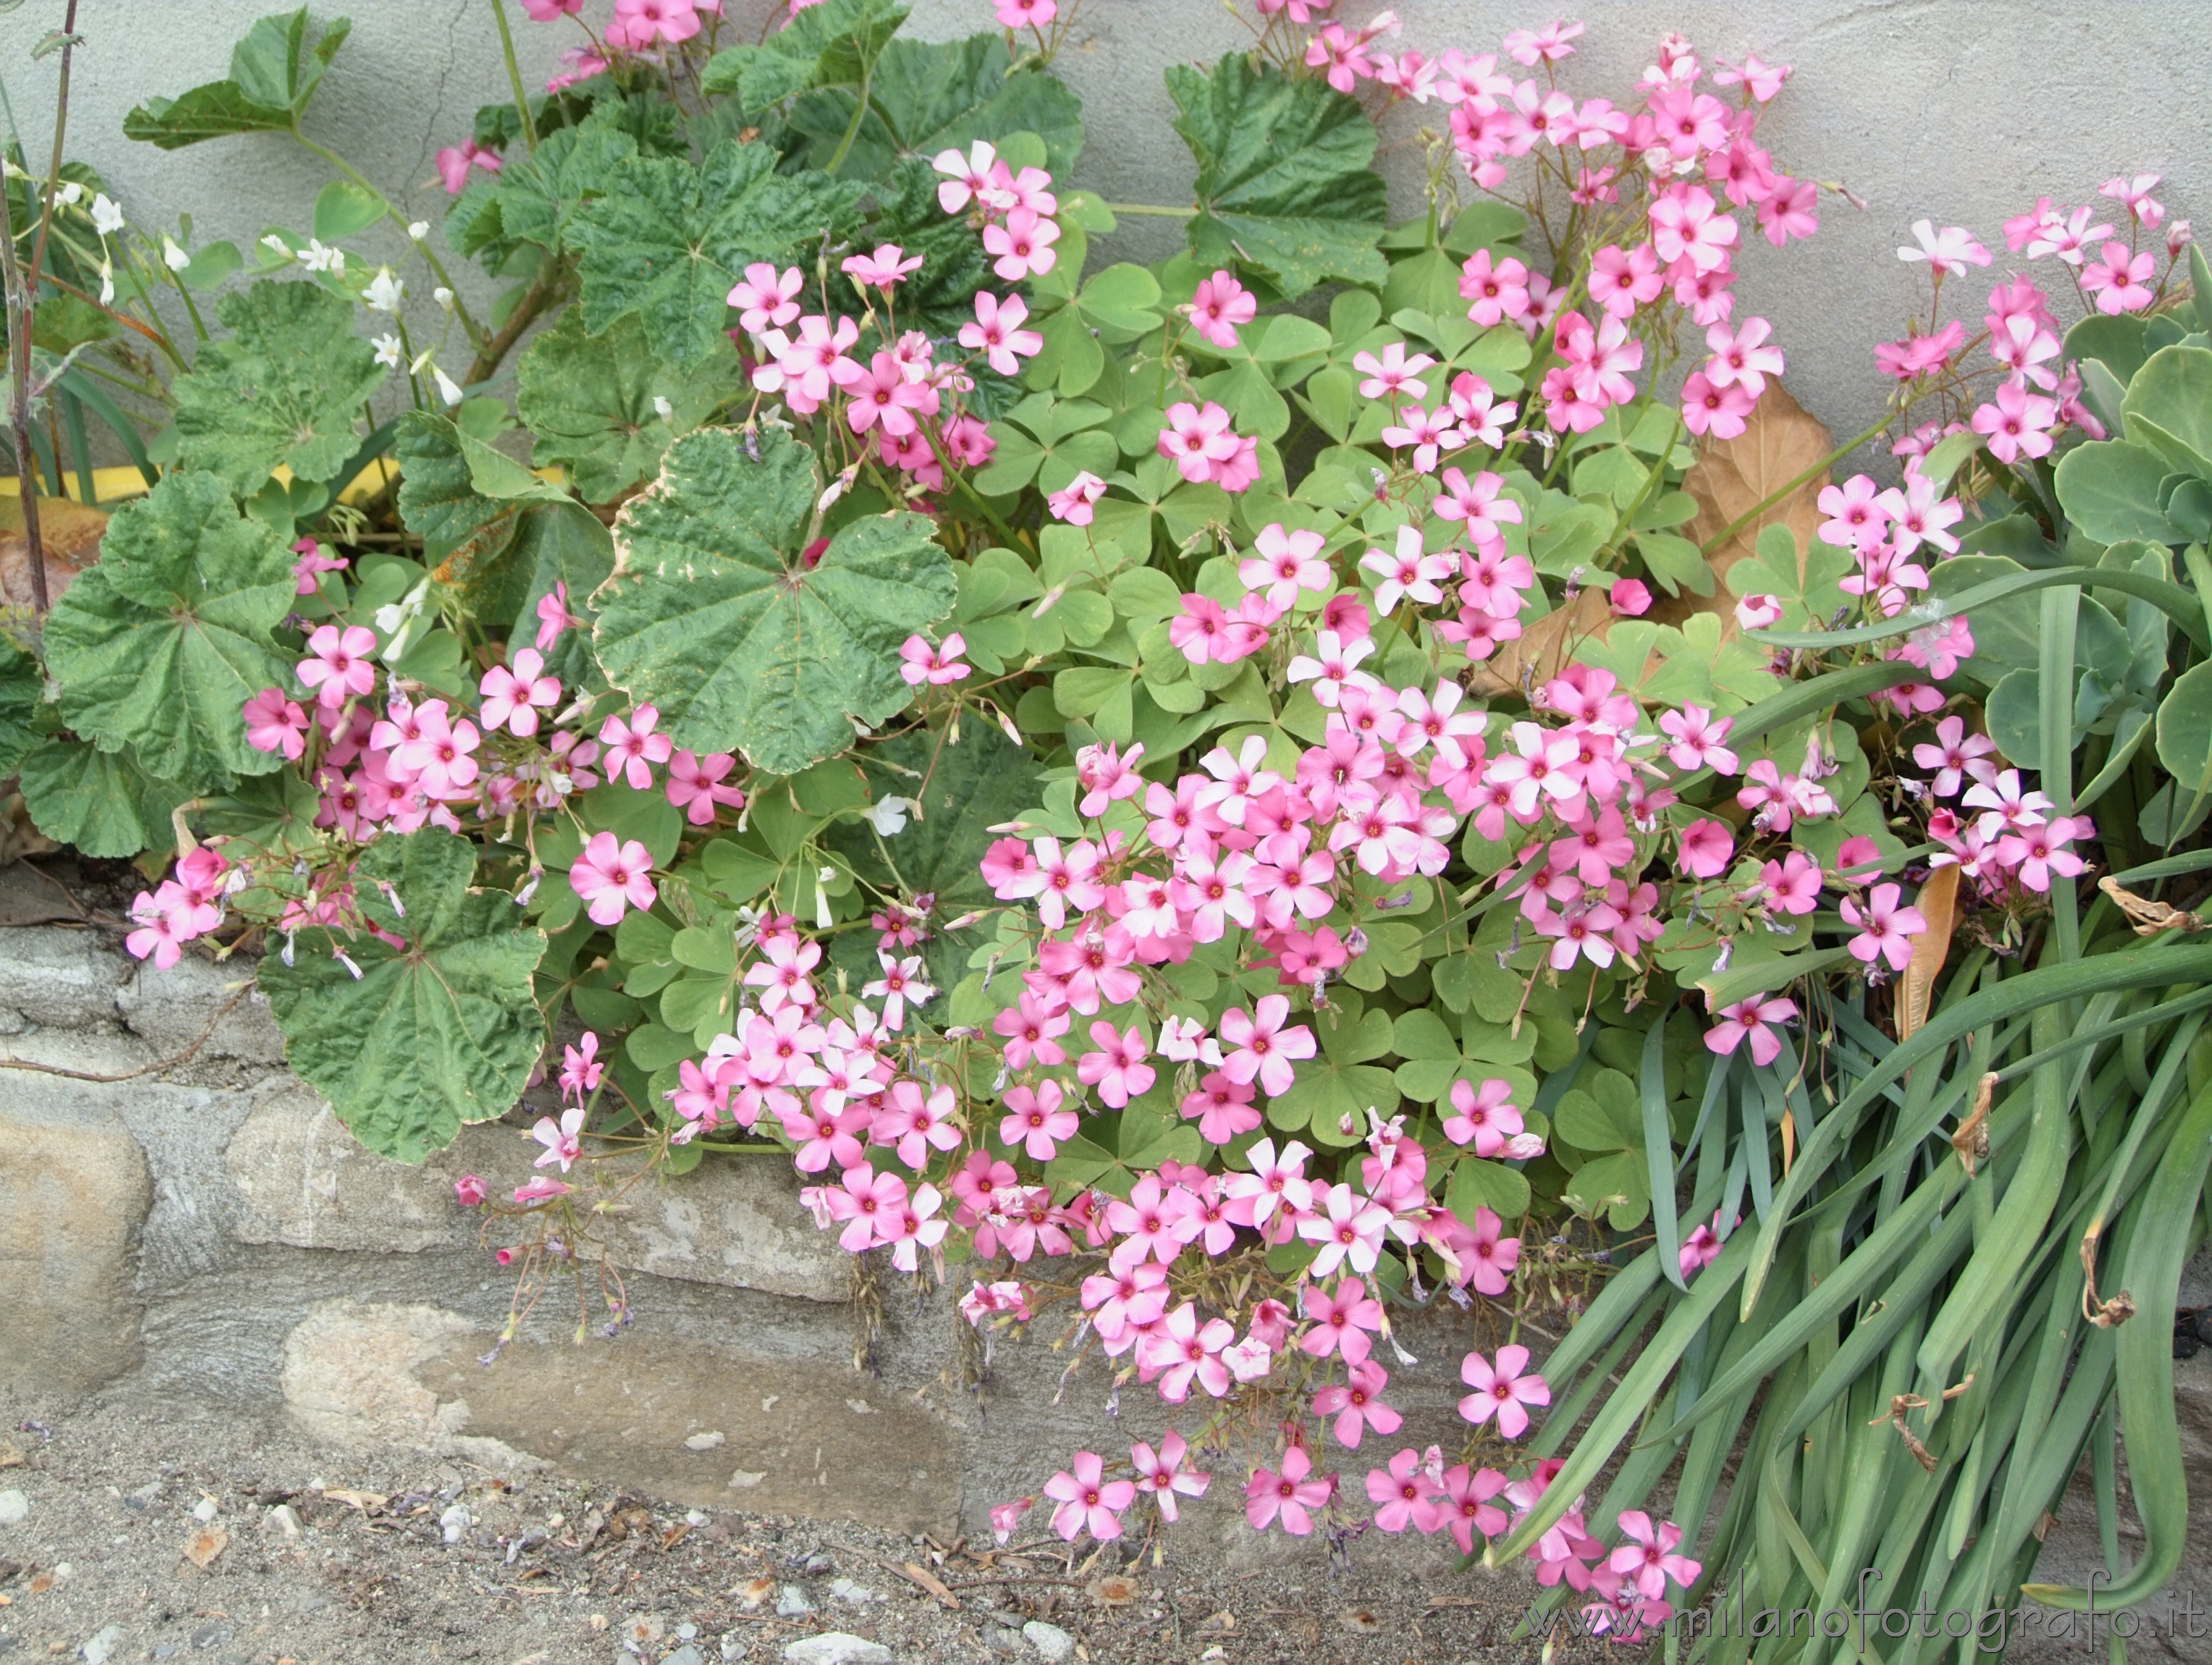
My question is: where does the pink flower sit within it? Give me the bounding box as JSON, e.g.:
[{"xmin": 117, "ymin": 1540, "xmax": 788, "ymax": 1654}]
[
  {"xmin": 1678, "ymin": 1217, "xmax": 1723, "ymax": 1279},
  {"xmin": 1459, "ymin": 249, "xmax": 1530, "ymax": 328},
  {"xmin": 1732, "ymin": 593, "xmax": 1781, "ymax": 630},
  {"xmin": 1504, "ymin": 18, "xmax": 1582, "ymax": 64},
  {"xmin": 1314, "ymin": 1360, "xmax": 1401, "ymax": 1449},
  {"xmin": 479, "ymin": 648, "xmax": 561, "ymax": 737},
  {"xmin": 511, "ymin": 1176, "xmax": 571, "ymax": 1205},
  {"xmin": 663, "ymin": 750, "xmax": 745, "ymax": 825},
  {"xmin": 560, "ymin": 1032, "xmax": 604, "ymax": 1103},
  {"xmin": 599, "ymin": 706, "xmax": 673, "ymax": 789},
  {"xmin": 453, "ymin": 1174, "xmax": 489, "ymax": 1206},
  {"xmin": 898, "ymin": 632, "xmax": 971, "ymax": 686},
  {"xmin": 1299, "ymin": 1276, "xmax": 1384, "ymax": 1365},
  {"xmin": 536, "ymin": 581, "xmax": 583, "ymax": 651},
  {"xmin": 982, "ymin": 208, "xmax": 1059, "ymax": 282},
  {"xmin": 569, "ymin": 831, "xmax": 656, "ymax": 927},
  {"xmin": 1898, "ymin": 219, "xmax": 1991, "ymax": 278},
  {"xmin": 1971, "ymin": 379, "xmax": 2057, "ymax": 464},
  {"xmin": 1354, "ymin": 341, "xmax": 1436, "ymax": 403},
  {"xmin": 291, "ymin": 537, "xmax": 346, "ymax": 596},
  {"xmin": 1759, "ymin": 850, "xmax": 1823, "ymax": 915},
  {"xmin": 1458, "ymin": 1343, "xmax": 1549, "ymax": 1438},
  {"xmin": 1462, "ymin": 1204, "xmax": 1519, "ymax": 1295},
  {"xmin": 1245, "ymin": 1445, "xmax": 1332, "ymax": 1535},
  {"xmin": 1681, "ymin": 371, "xmax": 1756, "ymax": 439},
  {"xmin": 1157, "ymin": 400, "xmax": 1240, "ymax": 484},
  {"xmin": 1130, "ymin": 1431, "xmax": 1209, "ymax": 1522},
  {"xmin": 1366, "ymin": 1447, "xmax": 1444, "ymax": 1533},
  {"xmin": 610, "ymin": 0, "xmax": 700, "ymax": 48},
  {"xmin": 1441, "ymin": 1078, "xmax": 1522, "ymax": 1156},
  {"xmin": 1000, "ymin": 1079, "xmax": 1078, "ymax": 1161},
  {"xmin": 1610, "ymin": 1512, "xmax": 1702, "ymax": 1599},
  {"xmin": 530, "ymin": 1104, "xmax": 585, "ymax": 1172},
  {"xmin": 521, "ymin": 0, "xmax": 582, "ymax": 18},
  {"xmin": 1140, "ymin": 1302, "xmax": 1237, "ymax": 1401},
  {"xmin": 434, "ymin": 140, "xmax": 502, "ymax": 195},
  {"xmin": 1241, "ymin": 523, "xmax": 1331, "ymax": 609},
  {"xmin": 1704, "ymin": 994, "xmax": 1796, "ymax": 1067},
  {"xmin": 1046, "ymin": 471, "xmax": 1107, "ymax": 525},
  {"xmin": 960, "ymin": 291, "xmax": 1043, "ymax": 376},
  {"xmin": 124, "ymin": 882, "xmax": 219, "ymax": 970},
  {"xmin": 1677, "ymin": 818, "xmax": 1734, "ymax": 879},
  {"xmin": 243, "ymin": 688, "xmax": 308, "ymax": 760},
  {"xmin": 989, "ymin": 1496, "xmax": 1034, "ymax": 1546},
  {"xmin": 297, "ymin": 624, "xmax": 378, "ymax": 710},
  {"xmin": 841, "ymin": 243, "xmax": 925, "ymax": 293},
  {"xmin": 1842, "ymin": 883, "xmax": 1925, "ymax": 970},
  {"xmin": 1608, "ymin": 578, "xmax": 1651, "ymax": 617},
  {"xmin": 1217, "ymin": 995, "xmax": 1316, "ymax": 1097},
  {"xmin": 993, "ymin": 0, "xmax": 1056, "ymax": 25},
  {"xmin": 728, "ymin": 263, "xmax": 803, "ymax": 335},
  {"xmin": 1183, "ymin": 270, "xmax": 1256, "ymax": 351},
  {"xmin": 1043, "ymin": 1451, "xmax": 1133, "ymax": 1542},
  {"xmin": 1298, "ymin": 1184, "xmax": 1393, "ymax": 1279},
  {"xmin": 992, "ymin": 990, "xmax": 1071, "ymax": 1070},
  {"xmin": 1076, "ymin": 1021, "xmax": 1155, "ymax": 1109}
]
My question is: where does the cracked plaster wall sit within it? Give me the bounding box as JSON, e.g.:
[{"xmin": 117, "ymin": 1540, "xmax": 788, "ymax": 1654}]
[{"xmin": 1, "ymin": 2, "xmax": 2200, "ymax": 460}]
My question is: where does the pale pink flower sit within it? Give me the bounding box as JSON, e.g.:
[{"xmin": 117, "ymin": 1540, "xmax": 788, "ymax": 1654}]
[
  {"xmin": 982, "ymin": 208, "xmax": 1059, "ymax": 282},
  {"xmin": 1245, "ymin": 1446, "xmax": 1332, "ymax": 1535},
  {"xmin": 1046, "ymin": 471, "xmax": 1107, "ymax": 525},
  {"xmin": 1130, "ymin": 1430, "xmax": 1209, "ymax": 1522},
  {"xmin": 530, "ymin": 1104, "xmax": 585, "ymax": 1172},
  {"xmin": 1458, "ymin": 1343, "xmax": 1548, "ymax": 1438},
  {"xmin": 297, "ymin": 624, "xmax": 377, "ymax": 710},
  {"xmin": 1043, "ymin": 1451, "xmax": 1133, "ymax": 1542},
  {"xmin": 569, "ymin": 831, "xmax": 655, "ymax": 927},
  {"xmin": 727, "ymin": 263, "xmax": 803, "ymax": 334},
  {"xmin": 1898, "ymin": 219, "xmax": 1991, "ymax": 277},
  {"xmin": 663, "ymin": 750, "xmax": 744, "ymax": 825},
  {"xmin": 1183, "ymin": 270, "xmax": 1255, "ymax": 350},
  {"xmin": 1610, "ymin": 1512, "xmax": 1702, "ymax": 1598},
  {"xmin": 1704, "ymin": 994, "xmax": 1796, "ymax": 1066},
  {"xmin": 479, "ymin": 648, "xmax": 561, "ymax": 737},
  {"xmin": 1076, "ymin": 1021, "xmax": 1155, "ymax": 1109},
  {"xmin": 243, "ymin": 688, "xmax": 308, "ymax": 760},
  {"xmin": 994, "ymin": 0, "xmax": 1056, "ymax": 25},
  {"xmin": 1217, "ymin": 995, "xmax": 1316, "ymax": 1097},
  {"xmin": 1441, "ymin": 1078, "xmax": 1522, "ymax": 1155},
  {"xmin": 959, "ymin": 292, "xmax": 1042, "ymax": 376},
  {"xmin": 560, "ymin": 1033, "xmax": 604, "ymax": 1103}
]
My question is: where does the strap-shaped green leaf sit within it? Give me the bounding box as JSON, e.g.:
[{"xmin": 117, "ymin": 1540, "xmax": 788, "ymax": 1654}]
[
  {"xmin": 591, "ymin": 427, "xmax": 956, "ymax": 774},
  {"xmin": 42, "ymin": 470, "xmax": 296, "ymax": 795},
  {"xmin": 171, "ymin": 280, "xmax": 386, "ymax": 494},
  {"xmin": 259, "ymin": 829, "xmax": 548, "ymax": 1163},
  {"xmin": 1166, "ymin": 54, "xmax": 1388, "ymax": 296},
  {"xmin": 566, "ymin": 140, "xmax": 866, "ymax": 368}
]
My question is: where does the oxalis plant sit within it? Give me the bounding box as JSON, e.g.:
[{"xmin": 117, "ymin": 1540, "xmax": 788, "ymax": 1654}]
[{"xmin": 3, "ymin": 0, "xmax": 2209, "ymax": 1652}]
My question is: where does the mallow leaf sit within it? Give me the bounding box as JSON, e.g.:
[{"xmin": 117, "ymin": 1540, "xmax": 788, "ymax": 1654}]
[
  {"xmin": 0, "ymin": 635, "xmax": 39, "ymax": 779},
  {"xmin": 42, "ymin": 470, "xmax": 296, "ymax": 794},
  {"xmin": 565, "ymin": 139, "xmax": 866, "ymax": 368},
  {"xmin": 779, "ymin": 31, "xmax": 1084, "ymax": 182},
  {"xmin": 260, "ymin": 829, "xmax": 548, "ymax": 1163},
  {"xmin": 171, "ymin": 280, "xmax": 385, "ymax": 494},
  {"xmin": 446, "ymin": 102, "xmax": 639, "ymax": 270},
  {"xmin": 122, "ymin": 8, "xmax": 349, "ymax": 148},
  {"xmin": 17, "ymin": 738, "xmax": 188, "ymax": 861},
  {"xmin": 1166, "ymin": 54, "xmax": 1388, "ymax": 296},
  {"xmin": 592, "ymin": 427, "xmax": 956, "ymax": 774},
  {"xmin": 516, "ymin": 310, "xmax": 744, "ymax": 503},
  {"xmin": 700, "ymin": 0, "xmax": 910, "ymax": 114}
]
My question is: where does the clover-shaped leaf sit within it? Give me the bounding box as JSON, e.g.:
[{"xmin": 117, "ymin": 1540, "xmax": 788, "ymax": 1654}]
[
  {"xmin": 41, "ymin": 470, "xmax": 296, "ymax": 795},
  {"xmin": 517, "ymin": 310, "xmax": 744, "ymax": 504},
  {"xmin": 260, "ymin": 829, "xmax": 548, "ymax": 1163},
  {"xmin": 591, "ymin": 427, "xmax": 957, "ymax": 774},
  {"xmin": 171, "ymin": 280, "xmax": 386, "ymax": 495},
  {"xmin": 1167, "ymin": 54, "xmax": 1388, "ymax": 297},
  {"xmin": 566, "ymin": 140, "xmax": 866, "ymax": 369}
]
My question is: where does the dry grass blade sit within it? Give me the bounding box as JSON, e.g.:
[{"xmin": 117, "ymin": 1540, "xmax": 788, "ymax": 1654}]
[{"xmin": 1897, "ymin": 864, "xmax": 1960, "ymax": 1042}]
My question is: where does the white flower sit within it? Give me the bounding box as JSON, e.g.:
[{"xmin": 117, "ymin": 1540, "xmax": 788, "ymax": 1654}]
[
  {"xmin": 161, "ymin": 237, "xmax": 190, "ymax": 273},
  {"xmin": 89, "ymin": 193, "xmax": 124, "ymax": 235},
  {"xmin": 52, "ymin": 181, "xmax": 81, "ymax": 206},
  {"xmin": 299, "ymin": 239, "xmax": 344, "ymax": 275},
  {"xmin": 407, "ymin": 220, "xmax": 430, "ymax": 241},
  {"xmin": 433, "ymin": 286, "xmax": 455, "ymax": 313},
  {"xmin": 376, "ymin": 578, "xmax": 432, "ymax": 664},
  {"xmin": 371, "ymin": 332, "xmax": 403, "ymax": 369},
  {"xmin": 432, "ymin": 365, "xmax": 466, "ymax": 407},
  {"xmin": 652, "ymin": 394, "xmax": 674, "ymax": 421},
  {"xmin": 261, "ymin": 233, "xmax": 293, "ymax": 259},
  {"xmin": 97, "ymin": 261, "xmax": 113, "ymax": 305},
  {"xmin": 363, "ymin": 267, "xmax": 404, "ymax": 313},
  {"xmin": 861, "ymin": 796, "xmax": 912, "ymax": 835}
]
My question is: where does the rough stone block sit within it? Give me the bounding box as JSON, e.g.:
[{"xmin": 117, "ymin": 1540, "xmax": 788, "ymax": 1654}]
[
  {"xmin": 0, "ymin": 1085, "xmax": 151, "ymax": 1391},
  {"xmin": 0, "ymin": 926, "xmax": 121, "ymax": 1030},
  {"xmin": 115, "ymin": 954, "xmax": 287, "ymax": 1066},
  {"xmin": 281, "ymin": 1300, "xmax": 956, "ymax": 1535},
  {"xmin": 225, "ymin": 1088, "xmax": 851, "ymax": 1301}
]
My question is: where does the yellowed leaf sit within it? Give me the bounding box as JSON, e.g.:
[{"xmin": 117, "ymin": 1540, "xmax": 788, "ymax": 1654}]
[
  {"xmin": 0, "ymin": 493, "xmax": 105, "ymax": 607},
  {"xmin": 1675, "ymin": 379, "xmax": 1834, "ymax": 611},
  {"xmin": 1896, "ymin": 864, "xmax": 1959, "ymax": 1042},
  {"xmin": 1464, "ymin": 586, "xmax": 1612, "ymax": 698}
]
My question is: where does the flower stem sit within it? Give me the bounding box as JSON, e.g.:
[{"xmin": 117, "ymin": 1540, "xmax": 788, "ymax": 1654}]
[
  {"xmin": 489, "ymin": 0, "xmax": 540, "ymax": 156},
  {"xmin": 826, "ymin": 66, "xmax": 874, "ymax": 177}
]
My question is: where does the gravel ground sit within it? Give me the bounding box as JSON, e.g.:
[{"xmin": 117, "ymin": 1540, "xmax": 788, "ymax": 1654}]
[{"xmin": 0, "ymin": 1397, "xmax": 1594, "ymax": 1665}]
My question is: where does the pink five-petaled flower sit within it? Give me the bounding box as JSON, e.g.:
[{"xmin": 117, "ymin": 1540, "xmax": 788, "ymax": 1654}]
[
  {"xmin": 1913, "ymin": 714, "xmax": 1998, "ymax": 798},
  {"xmin": 898, "ymin": 632, "xmax": 971, "ymax": 686},
  {"xmin": 1245, "ymin": 1445, "xmax": 1332, "ymax": 1535},
  {"xmin": 453, "ymin": 1174, "xmax": 489, "ymax": 1206},
  {"xmin": 1299, "ymin": 1275, "xmax": 1384, "ymax": 1365},
  {"xmin": 993, "ymin": 0, "xmax": 1056, "ymax": 25},
  {"xmin": 1677, "ymin": 818, "xmax": 1734, "ymax": 879},
  {"xmin": 433, "ymin": 139, "xmax": 502, "ymax": 194},
  {"xmin": 1313, "ymin": 1360, "xmax": 1401, "ymax": 1449},
  {"xmin": 982, "ymin": 207, "xmax": 1059, "ymax": 282},
  {"xmin": 1240, "ymin": 523, "xmax": 1331, "ymax": 610},
  {"xmin": 1365, "ymin": 1447, "xmax": 1444, "ymax": 1533},
  {"xmin": 841, "ymin": 243, "xmax": 924, "ymax": 292},
  {"xmin": 1000, "ymin": 1079, "xmax": 1078, "ymax": 1161},
  {"xmin": 599, "ymin": 706, "xmax": 673, "ymax": 789},
  {"xmin": 1679, "ymin": 1217, "xmax": 1724, "ymax": 1280},
  {"xmin": 1610, "ymin": 1513, "xmax": 1702, "ymax": 1599},
  {"xmin": 1043, "ymin": 1451, "xmax": 1133, "ymax": 1542},
  {"xmin": 560, "ymin": 1032, "xmax": 604, "ymax": 1104},
  {"xmin": 536, "ymin": 581, "xmax": 583, "ymax": 651},
  {"xmin": 1841, "ymin": 882, "xmax": 1926, "ymax": 971},
  {"xmin": 1076, "ymin": 1021, "xmax": 1155, "ymax": 1109},
  {"xmin": 1704, "ymin": 993, "xmax": 1796, "ymax": 1066},
  {"xmin": 479, "ymin": 648, "xmax": 561, "ymax": 737},
  {"xmin": 1972, "ymin": 379, "xmax": 2058, "ymax": 465},
  {"xmin": 124, "ymin": 882, "xmax": 218, "ymax": 970},
  {"xmin": 727, "ymin": 263, "xmax": 803, "ymax": 335},
  {"xmin": 1183, "ymin": 269, "xmax": 1255, "ymax": 351},
  {"xmin": 530, "ymin": 1104, "xmax": 585, "ymax": 1173},
  {"xmin": 960, "ymin": 292, "xmax": 1043, "ymax": 376},
  {"xmin": 1130, "ymin": 1431, "xmax": 1209, "ymax": 1522},
  {"xmin": 663, "ymin": 750, "xmax": 745, "ymax": 825},
  {"xmin": 1216, "ymin": 995, "xmax": 1317, "ymax": 1097},
  {"xmin": 1046, "ymin": 471, "xmax": 1107, "ymax": 525},
  {"xmin": 1299, "ymin": 1184, "xmax": 1393, "ymax": 1279},
  {"xmin": 1733, "ymin": 593, "xmax": 1782, "ymax": 630},
  {"xmin": 569, "ymin": 831, "xmax": 656, "ymax": 927},
  {"xmin": 1898, "ymin": 219, "xmax": 1992, "ymax": 278},
  {"xmin": 297, "ymin": 624, "xmax": 378, "ymax": 710},
  {"xmin": 243, "ymin": 689, "xmax": 308, "ymax": 760},
  {"xmin": 1458, "ymin": 1344, "xmax": 1549, "ymax": 1439},
  {"xmin": 608, "ymin": 0, "xmax": 699, "ymax": 47},
  {"xmin": 1441, "ymin": 1077, "xmax": 1522, "ymax": 1156}
]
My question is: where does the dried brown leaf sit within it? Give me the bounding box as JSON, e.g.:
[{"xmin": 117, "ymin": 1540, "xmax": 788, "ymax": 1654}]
[
  {"xmin": 897, "ymin": 1559, "xmax": 959, "ymax": 1609},
  {"xmin": 1675, "ymin": 379, "xmax": 1834, "ymax": 613},
  {"xmin": 0, "ymin": 493, "xmax": 104, "ymax": 607},
  {"xmin": 183, "ymin": 1525, "xmax": 228, "ymax": 1568},
  {"xmin": 1897, "ymin": 864, "xmax": 1959, "ymax": 1042},
  {"xmin": 322, "ymin": 1489, "xmax": 386, "ymax": 1513},
  {"xmin": 1464, "ymin": 586, "xmax": 1612, "ymax": 699},
  {"xmin": 1087, "ymin": 1572, "xmax": 1140, "ymax": 1607}
]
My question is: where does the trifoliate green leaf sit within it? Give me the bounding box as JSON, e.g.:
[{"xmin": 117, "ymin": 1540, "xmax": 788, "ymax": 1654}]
[
  {"xmin": 1167, "ymin": 54, "xmax": 1387, "ymax": 296},
  {"xmin": 16, "ymin": 738, "xmax": 187, "ymax": 860},
  {"xmin": 0, "ymin": 635, "xmax": 39, "ymax": 779},
  {"xmin": 566, "ymin": 139, "xmax": 866, "ymax": 369},
  {"xmin": 170, "ymin": 280, "xmax": 385, "ymax": 494},
  {"xmin": 42, "ymin": 470, "xmax": 296, "ymax": 794},
  {"xmin": 779, "ymin": 31, "xmax": 1084, "ymax": 181},
  {"xmin": 122, "ymin": 9, "xmax": 349, "ymax": 148},
  {"xmin": 516, "ymin": 310, "xmax": 744, "ymax": 504},
  {"xmin": 592, "ymin": 427, "xmax": 956, "ymax": 774},
  {"xmin": 260, "ymin": 829, "xmax": 549, "ymax": 1164}
]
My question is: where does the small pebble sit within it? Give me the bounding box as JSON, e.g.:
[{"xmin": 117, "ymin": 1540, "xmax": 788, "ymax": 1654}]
[
  {"xmin": 0, "ymin": 1491, "xmax": 26, "ymax": 1527},
  {"xmin": 439, "ymin": 1503, "xmax": 472, "ymax": 1545},
  {"xmin": 782, "ymin": 1636, "xmax": 892, "ymax": 1665},
  {"xmin": 78, "ymin": 1628, "xmax": 123, "ymax": 1665},
  {"xmin": 828, "ymin": 1578, "xmax": 882, "ymax": 1606},
  {"xmin": 663, "ymin": 1648, "xmax": 706, "ymax": 1665},
  {"xmin": 775, "ymin": 1584, "xmax": 816, "ymax": 1619},
  {"xmin": 191, "ymin": 1498, "xmax": 218, "ymax": 1524},
  {"xmin": 1021, "ymin": 1621, "xmax": 1074, "ymax": 1662},
  {"xmin": 685, "ymin": 1432, "xmax": 725, "ymax": 1452}
]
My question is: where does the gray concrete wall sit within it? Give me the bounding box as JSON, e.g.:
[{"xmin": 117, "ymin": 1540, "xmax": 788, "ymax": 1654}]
[{"xmin": 0, "ymin": 1, "xmax": 2201, "ymax": 450}]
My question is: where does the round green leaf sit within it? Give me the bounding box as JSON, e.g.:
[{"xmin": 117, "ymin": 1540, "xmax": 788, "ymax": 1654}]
[
  {"xmin": 259, "ymin": 830, "xmax": 548, "ymax": 1163},
  {"xmin": 2155, "ymin": 659, "xmax": 2212, "ymax": 804},
  {"xmin": 2054, "ymin": 438, "xmax": 2187, "ymax": 546},
  {"xmin": 591, "ymin": 427, "xmax": 957, "ymax": 775},
  {"xmin": 16, "ymin": 739, "xmax": 186, "ymax": 860},
  {"xmin": 2119, "ymin": 344, "xmax": 2212, "ymax": 480}
]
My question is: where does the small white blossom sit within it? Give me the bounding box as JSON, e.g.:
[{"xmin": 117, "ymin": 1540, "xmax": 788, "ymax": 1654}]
[
  {"xmin": 652, "ymin": 394, "xmax": 674, "ymax": 421},
  {"xmin": 433, "ymin": 285, "xmax": 455, "ymax": 312},
  {"xmin": 89, "ymin": 193, "xmax": 124, "ymax": 235},
  {"xmin": 371, "ymin": 332, "xmax": 403, "ymax": 369},
  {"xmin": 432, "ymin": 365, "xmax": 465, "ymax": 407},
  {"xmin": 861, "ymin": 797, "xmax": 912, "ymax": 836},
  {"xmin": 406, "ymin": 220, "xmax": 430, "ymax": 241},
  {"xmin": 363, "ymin": 267, "xmax": 405, "ymax": 313},
  {"xmin": 161, "ymin": 237, "xmax": 190, "ymax": 273},
  {"xmin": 52, "ymin": 181, "xmax": 81, "ymax": 206},
  {"xmin": 97, "ymin": 260, "xmax": 113, "ymax": 304},
  {"xmin": 261, "ymin": 233, "xmax": 293, "ymax": 259},
  {"xmin": 299, "ymin": 239, "xmax": 344, "ymax": 275}
]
